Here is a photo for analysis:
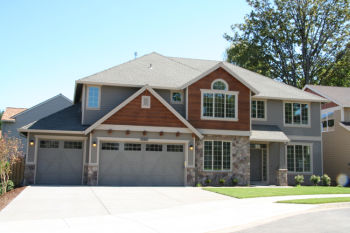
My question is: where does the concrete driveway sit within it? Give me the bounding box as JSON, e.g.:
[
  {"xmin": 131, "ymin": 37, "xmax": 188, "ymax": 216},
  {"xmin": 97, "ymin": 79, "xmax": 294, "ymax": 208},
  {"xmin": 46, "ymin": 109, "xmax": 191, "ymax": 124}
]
[{"xmin": 1, "ymin": 186, "xmax": 350, "ymax": 233}]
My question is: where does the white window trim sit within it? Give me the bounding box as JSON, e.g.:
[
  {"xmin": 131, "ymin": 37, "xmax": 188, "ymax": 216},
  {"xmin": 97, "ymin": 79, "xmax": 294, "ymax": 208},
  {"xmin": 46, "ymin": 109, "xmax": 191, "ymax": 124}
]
[
  {"xmin": 283, "ymin": 101, "xmax": 311, "ymax": 128},
  {"xmin": 321, "ymin": 108, "xmax": 335, "ymax": 133},
  {"xmin": 86, "ymin": 85, "xmax": 101, "ymax": 110},
  {"xmin": 200, "ymin": 89, "xmax": 239, "ymax": 121},
  {"xmin": 285, "ymin": 142, "xmax": 313, "ymax": 174},
  {"xmin": 170, "ymin": 90, "xmax": 184, "ymax": 104},
  {"xmin": 203, "ymin": 140, "xmax": 232, "ymax": 172},
  {"xmin": 141, "ymin": 95, "xmax": 151, "ymax": 108},
  {"xmin": 211, "ymin": 79, "xmax": 229, "ymax": 90},
  {"xmin": 251, "ymin": 99, "xmax": 267, "ymax": 121}
]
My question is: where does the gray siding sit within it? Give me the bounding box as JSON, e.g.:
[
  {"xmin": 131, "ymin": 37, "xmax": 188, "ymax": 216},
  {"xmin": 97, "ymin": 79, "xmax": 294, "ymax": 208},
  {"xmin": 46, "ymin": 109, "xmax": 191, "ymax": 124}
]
[
  {"xmin": 82, "ymin": 85, "xmax": 187, "ymax": 125},
  {"xmin": 252, "ymin": 100, "xmax": 322, "ymax": 137},
  {"xmin": 2, "ymin": 95, "xmax": 72, "ymax": 155}
]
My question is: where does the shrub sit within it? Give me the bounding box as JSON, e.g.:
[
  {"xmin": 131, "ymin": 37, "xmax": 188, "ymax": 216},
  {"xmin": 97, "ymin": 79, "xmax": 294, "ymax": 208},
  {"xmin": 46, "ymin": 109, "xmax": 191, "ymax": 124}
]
[
  {"xmin": 294, "ymin": 175, "xmax": 304, "ymax": 186},
  {"xmin": 321, "ymin": 174, "xmax": 331, "ymax": 186},
  {"xmin": 231, "ymin": 178, "xmax": 239, "ymax": 186},
  {"xmin": 205, "ymin": 178, "xmax": 212, "ymax": 186},
  {"xmin": 310, "ymin": 175, "xmax": 321, "ymax": 186},
  {"xmin": 196, "ymin": 183, "xmax": 202, "ymax": 187},
  {"xmin": 219, "ymin": 178, "xmax": 225, "ymax": 186}
]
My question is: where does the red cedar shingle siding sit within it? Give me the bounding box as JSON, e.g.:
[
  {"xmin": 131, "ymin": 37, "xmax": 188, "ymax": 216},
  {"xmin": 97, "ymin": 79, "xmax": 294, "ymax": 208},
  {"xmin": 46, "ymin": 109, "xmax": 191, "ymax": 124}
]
[
  {"xmin": 304, "ymin": 88, "xmax": 338, "ymax": 110},
  {"xmin": 103, "ymin": 90, "xmax": 186, "ymax": 128},
  {"xmin": 187, "ymin": 67, "xmax": 250, "ymax": 131}
]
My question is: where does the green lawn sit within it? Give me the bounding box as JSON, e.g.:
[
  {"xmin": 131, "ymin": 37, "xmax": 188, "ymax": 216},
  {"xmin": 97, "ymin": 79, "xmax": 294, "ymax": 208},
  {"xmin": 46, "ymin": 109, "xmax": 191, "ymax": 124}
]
[
  {"xmin": 203, "ymin": 187, "xmax": 350, "ymax": 199},
  {"xmin": 277, "ymin": 197, "xmax": 350, "ymax": 204}
]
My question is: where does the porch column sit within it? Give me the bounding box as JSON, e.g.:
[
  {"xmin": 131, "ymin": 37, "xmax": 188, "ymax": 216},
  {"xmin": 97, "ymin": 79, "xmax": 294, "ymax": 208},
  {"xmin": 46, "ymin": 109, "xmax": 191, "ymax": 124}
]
[{"xmin": 276, "ymin": 142, "xmax": 288, "ymax": 186}]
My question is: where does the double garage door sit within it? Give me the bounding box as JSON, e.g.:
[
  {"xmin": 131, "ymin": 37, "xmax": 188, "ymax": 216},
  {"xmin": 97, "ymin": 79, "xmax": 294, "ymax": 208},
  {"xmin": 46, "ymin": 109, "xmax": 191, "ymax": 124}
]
[
  {"xmin": 36, "ymin": 139, "xmax": 84, "ymax": 185},
  {"xmin": 98, "ymin": 142, "xmax": 185, "ymax": 186},
  {"xmin": 35, "ymin": 139, "xmax": 185, "ymax": 186}
]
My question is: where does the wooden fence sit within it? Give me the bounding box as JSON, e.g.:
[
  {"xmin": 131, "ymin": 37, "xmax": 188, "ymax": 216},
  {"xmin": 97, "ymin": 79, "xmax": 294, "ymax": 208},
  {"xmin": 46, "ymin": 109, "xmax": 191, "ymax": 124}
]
[{"xmin": 10, "ymin": 157, "xmax": 25, "ymax": 187}]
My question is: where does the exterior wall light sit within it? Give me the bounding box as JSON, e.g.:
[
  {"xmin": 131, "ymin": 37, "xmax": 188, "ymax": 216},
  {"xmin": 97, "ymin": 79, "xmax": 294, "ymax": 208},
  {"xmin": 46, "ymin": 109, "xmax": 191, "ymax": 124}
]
[
  {"xmin": 92, "ymin": 141, "xmax": 97, "ymax": 147},
  {"xmin": 189, "ymin": 144, "xmax": 194, "ymax": 151},
  {"xmin": 29, "ymin": 140, "xmax": 35, "ymax": 146}
]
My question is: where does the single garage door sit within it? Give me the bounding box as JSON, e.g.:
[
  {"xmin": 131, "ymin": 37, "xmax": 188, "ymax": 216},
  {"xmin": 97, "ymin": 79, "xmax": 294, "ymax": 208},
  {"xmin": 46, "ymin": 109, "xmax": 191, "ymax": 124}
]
[
  {"xmin": 36, "ymin": 139, "xmax": 84, "ymax": 185},
  {"xmin": 99, "ymin": 142, "xmax": 185, "ymax": 186}
]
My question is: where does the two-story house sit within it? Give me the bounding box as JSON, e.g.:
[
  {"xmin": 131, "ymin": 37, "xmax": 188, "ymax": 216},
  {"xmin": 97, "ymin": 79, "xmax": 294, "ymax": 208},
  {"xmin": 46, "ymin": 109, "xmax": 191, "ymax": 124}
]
[
  {"xmin": 304, "ymin": 85, "xmax": 350, "ymax": 185},
  {"xmin": 19, "ymin": 52, "xmax": 325, "ymax": 186}
]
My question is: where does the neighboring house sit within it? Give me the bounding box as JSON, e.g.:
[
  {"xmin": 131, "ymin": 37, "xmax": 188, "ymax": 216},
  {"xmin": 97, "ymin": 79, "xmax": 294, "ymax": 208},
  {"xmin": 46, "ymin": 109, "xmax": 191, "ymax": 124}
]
[
  {"xmin": 19, "ymin": 52, "xmax": 325, "ymax": 186},
  {"xmin": 1, "ymin": 94, "xmax": 72, "ymax": 157},
  {"xmin": 304, "ymin": 85, "xmax": 350, "ymax": 184}
]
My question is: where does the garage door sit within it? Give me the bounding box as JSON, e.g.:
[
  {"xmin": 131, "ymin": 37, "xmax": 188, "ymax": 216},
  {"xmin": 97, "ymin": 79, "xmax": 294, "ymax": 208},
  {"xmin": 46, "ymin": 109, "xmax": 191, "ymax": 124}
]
[
  {"xmin": 36, "ymin": 139, "xmax": 84, "ymax": 185},
  {"xmin": 99, "ymin": 142, "xmax": 185, "ymax": 186}
]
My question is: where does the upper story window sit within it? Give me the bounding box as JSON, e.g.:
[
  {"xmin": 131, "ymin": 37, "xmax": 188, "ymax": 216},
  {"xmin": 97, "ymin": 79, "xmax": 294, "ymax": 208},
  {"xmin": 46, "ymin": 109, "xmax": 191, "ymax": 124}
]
[
  {"xmin": 212, "ymin": 79, "xmax": 228, "ymax": 90},
  {"xmin": 321, "ymin": 111, "xmax": 335, "ymax": 132},
  {"xmin": 201, "ymin": 79, "xmax": 238, "ymax": 121},
  {"xmin": 251, "ymin": 100, "xmax": 266, "ymax": 120},
  {"xmin": 284, "ymin": 102, "xmax": 310, "ymax": 126},
  {"xmin": 87, "ymin": 86, "xmax": 100, "ymax": 109},
  {"xmin": 170, "ymin": 90, "xmax": 183, "ymax": 104}
]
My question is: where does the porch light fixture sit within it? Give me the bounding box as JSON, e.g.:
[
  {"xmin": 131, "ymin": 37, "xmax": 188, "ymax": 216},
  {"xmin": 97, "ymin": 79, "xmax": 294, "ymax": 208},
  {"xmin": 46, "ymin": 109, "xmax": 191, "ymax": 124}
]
[
  {"xmin": 189, "ymin": 144, "xmax": 194, "ymax": 151},
  {"xmin": 92, "ymin": 141, "xmax": 97, "ymax": 147},
  {"xmin": 29, "ymin": 140, "xmax": 35, "ymax": 146}
]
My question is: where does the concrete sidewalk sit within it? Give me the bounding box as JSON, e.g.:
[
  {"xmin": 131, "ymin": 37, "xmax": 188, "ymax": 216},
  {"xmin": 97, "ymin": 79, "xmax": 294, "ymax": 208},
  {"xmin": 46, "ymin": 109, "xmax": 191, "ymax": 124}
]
[{"xmin": 1, "ymin": 186, "xmax": 350, "ymax": 233}]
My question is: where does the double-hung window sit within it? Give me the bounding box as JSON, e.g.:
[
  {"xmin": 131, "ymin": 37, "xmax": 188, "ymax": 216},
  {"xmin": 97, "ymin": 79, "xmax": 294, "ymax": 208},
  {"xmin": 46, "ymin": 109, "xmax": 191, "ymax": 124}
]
[
  {"xmin": 87, "ymin": 86, "xmax": 100, "ymax": 109},
  {"xmin": 204, "ymin": 140, "xmax": 231, "ymax": 171},
  {"xmin": 201, "ymin": 80, "xmax": 238, "ymax": 120},
  {"xmin": 284, "ymin": 102, "xmax": 309, "ymax": 126},
  {"xmin": 287, "ymin": 144, "xmax": 311, "ymax": 173},
  {"xmin": 251, "ymin": 100, "xmax": 265, "ymax": 120}
]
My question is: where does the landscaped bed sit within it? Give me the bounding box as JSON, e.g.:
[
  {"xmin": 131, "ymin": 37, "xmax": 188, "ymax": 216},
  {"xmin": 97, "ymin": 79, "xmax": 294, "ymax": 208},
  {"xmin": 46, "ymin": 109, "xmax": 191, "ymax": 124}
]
[
  {"xmin": 277, "ymin": 197, "xmax": 350, "ymax": 204},
  {"xmin": 0, "ymin": 187, "xmax": 26, "ymax": 211},
  {"xmin": 203, "ymin": 187, "xmax": 350, "ymax": 199}
]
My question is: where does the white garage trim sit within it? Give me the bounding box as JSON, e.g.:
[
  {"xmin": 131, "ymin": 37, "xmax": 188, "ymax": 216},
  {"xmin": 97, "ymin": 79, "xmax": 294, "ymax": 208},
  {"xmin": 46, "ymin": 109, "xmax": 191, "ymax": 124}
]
[
  {"xmin": 96, "ymin": 137, "xmax": 190, "ymax": 186},
  {"xmin": 96, "ymin": 124, "xmax": 192, "ymax": 133},
  {"xmin": 33, "ymin": 135, "xmax": 87, "ymax": 185}
]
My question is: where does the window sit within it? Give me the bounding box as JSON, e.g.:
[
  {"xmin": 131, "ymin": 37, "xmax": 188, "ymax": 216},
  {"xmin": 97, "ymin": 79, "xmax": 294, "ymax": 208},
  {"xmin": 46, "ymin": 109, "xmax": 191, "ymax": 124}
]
[
  {"xmin": 102, "ymin": 143, "xmax": 119, "ymax": 151},
  {"xmin": 87, "ymin": 86, "xmax": 100, "ymax": 109},
  {"xmin": 321, "ymin": 111, "xmax": 335, "ymax": 132},
  {"xmin": 202, "ymin": 90, "xmax": 238, "ymax": 120},
  {"xmin": 251, "ymin": 100, "xmax": 265, "ymax": 119},
  {"xmin": 284, "ymin": 102, "xmax": 309, "ymax": 126},
  {"xmin": 212, "ymin": 80, "xmax": 228, "ymax": 90},
  {"xmin": 141, "ymin": 96, "xmax": 151, "ymax": 108},
  {"xmin": 167, "ymin": 144, "xmax": 183, "ymax": 152},
  {"xmin": 124, "ymin": 143, "xmax": 141, "ymax": 151},
  {"xmin": 287, "ymin": 144, "xmax": 311, "ymax": 173},
  {"xmin": 40, "ymin": 140, "xmax": 59, "ymax": 148},
  {"xmin": 170, "ymin": 91, "xmax": 183, "ymax": 104},
  {"xmin": 204, "ymin": 141, "xmax": 231, "ymax": 171},
  {"xmin": 146, "ymin": 144, "xmax": 163, "ymax": 151},
  {"xmin": 64, "ymin": 141, "xmax": 82, "ymax": 149}
]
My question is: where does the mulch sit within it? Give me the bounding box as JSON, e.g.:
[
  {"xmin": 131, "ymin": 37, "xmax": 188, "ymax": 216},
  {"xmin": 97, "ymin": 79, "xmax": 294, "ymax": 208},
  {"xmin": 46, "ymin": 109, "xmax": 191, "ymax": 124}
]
[{"xmin": 0, "ymin": 186, "xmax": 26, "ymax": 211}]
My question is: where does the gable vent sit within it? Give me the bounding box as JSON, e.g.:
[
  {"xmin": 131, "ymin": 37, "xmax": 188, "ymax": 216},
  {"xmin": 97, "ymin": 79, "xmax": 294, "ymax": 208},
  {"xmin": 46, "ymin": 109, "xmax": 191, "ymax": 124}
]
[{"xmin": 141, "ymin": 96, "xmax": 151, "ymax": 108}]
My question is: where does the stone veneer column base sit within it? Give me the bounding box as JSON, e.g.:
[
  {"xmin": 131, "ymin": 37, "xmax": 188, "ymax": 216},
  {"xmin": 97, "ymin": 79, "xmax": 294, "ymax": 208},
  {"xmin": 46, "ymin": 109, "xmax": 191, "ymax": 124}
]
[
  {"xmin": 23, "ymin": 164, "xmax": 35, "ymax": 185},
  {"xmin": 276, "ymin": 169, "xmax": 288, "ymax": 186},
  {"xmin": 83, "ymin": 165, "xmax": 98, "ymax": 185}
]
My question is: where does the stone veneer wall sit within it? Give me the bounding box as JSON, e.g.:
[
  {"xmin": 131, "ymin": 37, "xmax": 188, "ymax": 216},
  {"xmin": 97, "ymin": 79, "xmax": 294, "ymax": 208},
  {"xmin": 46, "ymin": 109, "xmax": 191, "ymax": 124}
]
[
  {"xmin": 23, "ymin": 164, "xmax": 35, "ymax": 185},
  {"xmin": 83, "ymin": 165, "xmax": 98, "ymax": 185},
  {"xmin": 188, "ymin": 135, "xmax": 250, "ymax": 186}
]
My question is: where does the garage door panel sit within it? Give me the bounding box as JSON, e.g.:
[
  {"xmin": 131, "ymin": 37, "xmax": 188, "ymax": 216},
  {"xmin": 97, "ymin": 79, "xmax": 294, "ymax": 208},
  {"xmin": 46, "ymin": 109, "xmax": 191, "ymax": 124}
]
[{"xmin": 99, "ymin": 142, "xmax": 185, "ymax": 186}]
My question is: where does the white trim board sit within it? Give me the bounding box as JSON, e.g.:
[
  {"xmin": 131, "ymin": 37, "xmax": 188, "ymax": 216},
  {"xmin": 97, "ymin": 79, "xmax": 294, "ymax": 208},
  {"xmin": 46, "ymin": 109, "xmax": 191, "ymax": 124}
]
[
  {"xmin": 287, "ymin": 135, "xmax": 322, "ymax": 141},
  {"xmin": 96, "ymin": 124, "xmax": 192, "ymax": 133},
  {"xmin": 18, "ymin": 129, "xmax": 84, "ymax": 134},
  {"xmin": 197, "ymin": 129, "xmax": 251, "ymax": 136},
  {"xmin": 84, "ymin": 85, "xmax": 203, "ymax": 139}
]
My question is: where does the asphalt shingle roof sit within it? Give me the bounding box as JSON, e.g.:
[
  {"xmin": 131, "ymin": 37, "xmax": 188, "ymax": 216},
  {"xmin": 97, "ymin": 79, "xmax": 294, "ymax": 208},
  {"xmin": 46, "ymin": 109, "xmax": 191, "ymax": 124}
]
[
  {"xmin": 304, "ymin": 85, "xmax": 350, "ymax": 107},
  {"xmin": 1, "ymin": 107, "xmax": 27, "ymax": 122}
]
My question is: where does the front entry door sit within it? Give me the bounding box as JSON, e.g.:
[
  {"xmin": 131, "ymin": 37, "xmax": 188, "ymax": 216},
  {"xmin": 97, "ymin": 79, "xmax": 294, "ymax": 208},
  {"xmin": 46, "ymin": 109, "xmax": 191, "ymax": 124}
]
[{"xmin": 250, "ymin": 149, "xmax": 262, "ymax": 181}]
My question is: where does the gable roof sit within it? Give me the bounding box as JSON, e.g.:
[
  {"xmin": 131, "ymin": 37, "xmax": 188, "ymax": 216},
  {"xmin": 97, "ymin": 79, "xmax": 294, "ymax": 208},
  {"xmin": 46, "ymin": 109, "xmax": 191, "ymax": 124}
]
[
  {"xmin": 1, "ymin": 107, "xmax": 27, "ymax": 122},
  {"xmin": 85, "ymin": 85, "xmax": 203, "ymax": 138},
  {"xmin": 303, "ymin": 85, "xmax": 350, "ymax": 107},
  {"xmin": 76, "ymin": 52, "xmax": 325, "ymax": 102}
]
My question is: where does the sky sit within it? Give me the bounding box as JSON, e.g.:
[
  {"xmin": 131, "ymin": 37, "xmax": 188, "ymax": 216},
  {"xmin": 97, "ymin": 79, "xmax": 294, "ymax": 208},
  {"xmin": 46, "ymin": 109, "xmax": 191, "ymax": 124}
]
[{"xmin": 0, "ymin": 0, "xmax": 251, "ymax": 110}]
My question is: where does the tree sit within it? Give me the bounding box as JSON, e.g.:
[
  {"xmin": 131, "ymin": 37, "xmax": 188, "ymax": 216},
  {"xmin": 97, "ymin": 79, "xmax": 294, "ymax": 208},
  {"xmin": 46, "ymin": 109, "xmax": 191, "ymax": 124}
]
[
  {"xmin": 224, "ymin": 0, "xmax": 350, "ymax": 88},
  {"xmin": 0, "ymin": 135, "xmax": 23, "ymax": 194},
  {"xmin": 0, "ymin": 110, "xmax": 3, "ymax": 130}
]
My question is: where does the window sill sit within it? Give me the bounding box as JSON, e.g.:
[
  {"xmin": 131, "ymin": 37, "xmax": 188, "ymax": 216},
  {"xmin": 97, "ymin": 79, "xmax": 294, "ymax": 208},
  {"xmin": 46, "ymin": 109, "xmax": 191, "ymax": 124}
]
[
  {"xmin": 287, "ymin": 172, "xmax": 312, "ymax": 175},
  {"xmin": 201, "ymin": 117, "xmax": 238, "ymax": 122},
  {"xmin": 252, "ymin": 117, "xmax": 267, "ymax": 121},
  {"xmin": 284, "ymin": 124, "xmax": 311, "ymax": 128},
  {"xmin": 86, "ymin": 107, "xmax": 100, "ymax": 111},
  {"xmin": 203, "ymin": 169, "xmax": 232, "ymax": 173}
]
